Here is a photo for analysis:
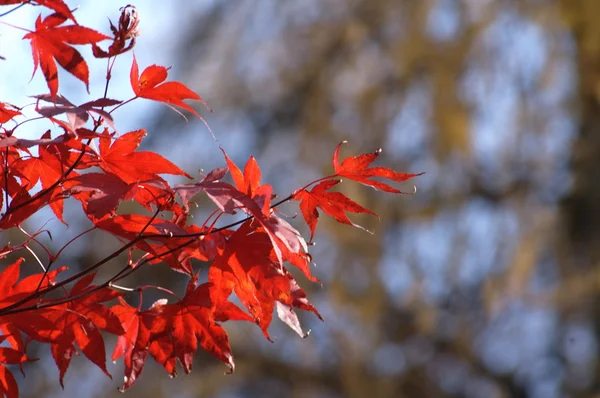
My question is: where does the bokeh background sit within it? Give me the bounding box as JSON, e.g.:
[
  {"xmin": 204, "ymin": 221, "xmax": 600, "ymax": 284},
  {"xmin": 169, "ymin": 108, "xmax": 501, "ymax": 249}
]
[{"xmin": 3, "ymin": 0, "xmax": 600, "ymax": 397}]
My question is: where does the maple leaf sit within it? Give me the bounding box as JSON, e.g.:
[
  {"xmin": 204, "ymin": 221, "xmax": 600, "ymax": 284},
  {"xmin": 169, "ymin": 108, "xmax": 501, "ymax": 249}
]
[
  {"xmin": 0, "ymin": 132, "xmax": 73, "ymax": 149},
  {"xmin": 222, "ymin": 149, "xmax": 261, "ymax": 197},
  {"xmin": 23, "ymin": 12, "xmax": 110, "ymax": 100},
  {"xmin": 221, "ymin": 148, "xmax": 273, "ymax": 214},
  {"xmin": 44, "ymin": 273, "xmax": 123, "ymax": 386},
  {"xmin": 98, "ymin": 129, "xmax": 191, "ymax": 184},
  {"xmin": 111, "ymin": 271, "xmax": 258, "ymax": 392},
  {"xmin": 0, "ymin": 148, "xmax": 25, "ymax": 214},
  {"xmin": 95, "ymin": 214, "xmax": 187, "ymax": 243},
  {"xmin": 0, "ymin": 341, "xmax": 28, "ymax": 398},
  {"xmin": 111, "ymin": 297, "xmax": 174, "ymax": 392},
  {"xmin": 0, "ymin": 133, "xmax": 80, "ymax": 228},
  {"xmin": 174, "ymin": 151, "xmax": 304, "ymax": 271},
  {"xmin": 140, "ymin": 226, "xmax": 229, "ymax": 275},
  {"xmin": 157, "ymin": 277, "xmax": 247, "ymax": 376},
  {"xmin": 209, "ymin": 223, "xmax": 322, "ymax": 339},
  {"xmin": 94, "ymin": 213, "xmax": 220, "ymax": 275},
  {"xmin": 67, "ymin": 172, "xmax": 138, "ymax": 220},
  {"xmin": 0, "ymin": 192, "xmax": 49, "ymax": 230},
  {"xmin": 0, "ymin": 258, "xmax": 68, "ymax": 350},
  {"xmin": 174, "ymin": 177, "xmax": 293, "ymax": 266},
  {"xmin": 0, "ymin": 128, "xmax": 84, "ymax": 228},
  {"xmin": 11, "ymin": 130, "xmax": 77, "ymax": 223},
  {"xmin": 0, "ymin": 102, "xmax": 20, "ymax": 124},
  {"xmin": 293, "ymin": 179, "xmax": 377, "ymax": 241},
  {"xmin": 332, "ymin": 142, "xmax": 424, "ymax": 192},
  {"xmin": 111, "ymin": 276, "xmax": 250, "ymax": 391},
  {"xmin": 130, "ymin": 54, "xmax": 208, "ymax": 120},
  {"xmin": 34, "ymin": 94, "xmax": 120, "ymax": 131},
  {"xmin": 268, "ymin": 214, "xmax": 320, "ymax": 283}
]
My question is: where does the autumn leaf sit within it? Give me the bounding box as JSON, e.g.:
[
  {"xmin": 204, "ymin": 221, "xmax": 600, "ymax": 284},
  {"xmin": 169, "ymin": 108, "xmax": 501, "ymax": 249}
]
[
  {"xmin": 0, "ymin": 132, "xmax": 75, "ymax": 149},
  {"xmin": 174, "ymin": 177, "xmax": 292, "ymax": 265},
  {"xmin": 95, "ymin": 214, "xmax": 188, "ymax": 243},
  {"xmin": 43, "ymin": 273, "xmax": 123, "ymax": 386},
  {"xmin": 158, "ymin": 277, "xmax": 243, "ymax": 376},
  {"xmin": 221, "ymin": 148, "xmax": 273, "ymax": 214},
  {"xmin": 23, "ymin": 12, "xmax": 110, "ymax": 100},
  {"xmin": 140, "ymin": 226, "xmax": 229, "ymax": 275},
  {"xmin": 0, "ymin": 102, "xmax": 20, "ymax": 124},
  {"xmin": 209, "ymin": 223, "xmax": 322, "ymax": 340},
  {"xmin": 0, "ymin": 342, "xmax": 28, "ymax": 398},
  {"xmin": 111, "ymin": 276, "xmax": 247, "ymax": 392},
  {"xmin": 0, "ymin": 188, "xmax": 59, "ymax": 230},
  {"xmin": 67, "ymin": 172, "xmax": 138, "ymax": 220},
  {"xmin": 94, "ymin": 214, "xmax": 223, "ymax": 275},
  {"xmin": 293, "ymin": 179, "xmax": 377, "ymax": 241},
  {"xmin": 0, "ymin": 148, "xmax": 25, "ymax": 215},
  {"xmin": 98, "ymin": 129, "xmax": 191, "ymax": 184},
  {"xmin": 0, "ymin": 258, "xmax": 68, "ymax": 350},
  {"xmin": 268, "ymin": 214, "xmax": 320, "ymax": 283},
  {"xmin": 34, "ymin": 94, "xmax": 120, "ymax": 131},
  {"xmin": 333, "ymin": 142, "xmax": 424, "ymax": 192},
  {"xmin": 221, "ymin": 149, "xmax": 261, "ymax": 197},
  {"xmin": 11, "ymin": 130, "xmax": 78, "ymax": 223},
  {"xmin": 111, "ymin": 298, "xmax": 168, "ymax": 392},
  {"xmin": 130, "ymin": 54, "xmax": 207, "ymax": 120}
]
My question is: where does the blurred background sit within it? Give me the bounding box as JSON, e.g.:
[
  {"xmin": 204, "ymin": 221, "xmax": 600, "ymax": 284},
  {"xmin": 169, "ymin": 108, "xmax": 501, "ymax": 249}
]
[{"xmin": 4, "ymin": 0, "xmax": 600, "ymax": 397}]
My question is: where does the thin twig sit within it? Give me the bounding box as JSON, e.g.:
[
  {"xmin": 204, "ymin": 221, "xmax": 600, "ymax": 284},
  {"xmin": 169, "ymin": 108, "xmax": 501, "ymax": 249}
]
[{"xmin": 0, "ymin": 2, "xmax": 30, "ymax": 19}]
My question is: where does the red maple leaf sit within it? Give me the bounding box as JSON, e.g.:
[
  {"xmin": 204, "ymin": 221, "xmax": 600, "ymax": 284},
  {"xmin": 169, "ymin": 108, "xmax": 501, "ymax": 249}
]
[
  {"xmin": 23, "ymin": 12, "xmax": 110, "ymax": 100},
  {"xmin": 67, "ymin": 172, "xmax": 137, "ymax": 220},
  {"xmin": 221, "ymin": 149, "xmax": 273, "ymax": 214},
  {"xmin": 175, "ymin": 154, "xmax": 309, "ymax": 269},
  {"xmin": 139, "ymin": 226, "xmax": 229, "ymax": 275},
  {"xmin": 12, "ymin": 131, "xmax": 76, "ymax": 223},
  {"xmin": 94, "ymin": 213, "xmax": 220, "ymax": 275},
  {"xmin": 111, "ymin": 298, "xmax": 168, "ymax": 392},
  {"xmin": 222, "ymin": 150, "xmax": 261, "ymax": 197},
  {"xmin": 98, "ymin": 129, "xmax": 191, "ymax": 184},
  {"xmin": 95, "ymin": 214, "xmax": 187, "ymax": 242},
  {"xmin": 0, "ymin": 102, "xmax": 20, "ymax": 124},
  {"xmin": 43, "ymin": 273, "xmax": 123, "ymax": 386},
  {"xmin": 209, "ymin": 223, "xmax": 322, "ymax": 340},
  {"xmin": 0, "ymin": 189, "xmax": 60, "ymax": 230},
  {"xmin": 0, "ymin": 258, "xmax": 68, "ymax": 350},
  {"xmin": 0, "ymin": 341, "xmax": 28, "ymax": 398},
  {"xmin": 174, "ymin": 176, "xmax": 296, "ymax": 266},
  {"xmin": 130, "ymin": 54, "xmax": 207, "ymax": 120},
  {"xmin": 293, "ymin": 179, "xmax": 377, "ymax": 241},
  {"xmin": 0, "ymin": 147, "xmax": 25, "ymax": 214},
  {"xmin": 34, "ymin": 94, "xmax": 120, "ymax": 131},
  {"xmin": 112, "ymin": 275, "xmax": 251, "ymax": 392},
  {"xmin": 268, "ymin": 214, "xmax": 320, "ymax": 283},
  {"xmin": 333, "ymin": 142, "xmax": 424, "ymax": 192},
  {"xmin": 158, "ymin": 277, "xmax": 248, "ymax": 376}
]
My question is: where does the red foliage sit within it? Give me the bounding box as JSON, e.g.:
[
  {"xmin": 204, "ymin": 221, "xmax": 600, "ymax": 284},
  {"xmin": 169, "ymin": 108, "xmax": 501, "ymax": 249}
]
[
  {"xmin": 23, "ymin": 12, "xmax": 110, "ymax": 100},
  {"xmin": 0, "ymin": 2, "xmax": 421, "ymax": 396}
]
